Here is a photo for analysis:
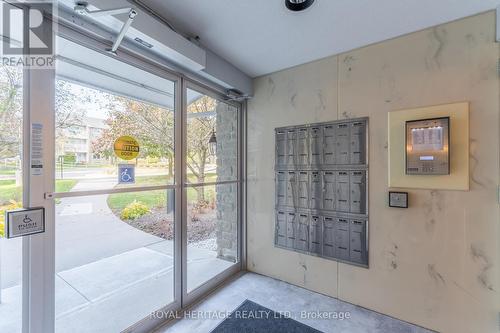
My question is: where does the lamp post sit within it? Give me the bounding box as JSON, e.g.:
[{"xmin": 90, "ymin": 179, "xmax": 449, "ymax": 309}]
[{"xmin": 208, "ymin": 129, "xmax": 217, "ymax": 156}]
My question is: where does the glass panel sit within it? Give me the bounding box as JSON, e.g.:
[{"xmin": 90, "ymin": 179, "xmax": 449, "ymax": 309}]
[
  {"xmin": 54, "ymin": 37, "xmax": 178, "ymax": 331},
  {"xmin": 186, "ymin": 88, "xmax": 238, "ymax": 184},
  {"xmin": 0, "ymin": 59, "xmax": 23, "ymax": 332},
  {"xmin": 186, "ymin": 183, "xmax": 238, "ymax": 293},
  {"xmin": 55, "ymin": 190, "xmax": 175, "ymax": 332},
  {"xmin": 55, "ymin": 37, "xmax": 176, "ymax": 192},
  {"xmin": 54, "ymin": 79, "xmax": 175, "ymax": 192}
]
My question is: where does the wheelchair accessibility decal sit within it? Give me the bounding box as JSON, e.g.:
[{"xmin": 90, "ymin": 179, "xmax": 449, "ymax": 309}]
[
  {"xmin": 118, "ymin": 164, "xmax": 135, "ymax": 184},
  {"xmin": 5, "ymin": 207, "xmax": 45, "ymax": 239}
]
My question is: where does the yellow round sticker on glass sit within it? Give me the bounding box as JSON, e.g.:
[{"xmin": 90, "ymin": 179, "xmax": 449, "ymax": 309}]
[{"xmin": 114, "ymin": 136, "xmax": 140, "ymax": 160}]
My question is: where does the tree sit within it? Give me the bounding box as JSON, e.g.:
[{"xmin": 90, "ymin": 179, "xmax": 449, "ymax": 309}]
[
  {"xmin": 185, "ymin": 95, "xmax": 216, "ymax": 204},
  {"xmin": 92, "ymin": 94, "xmax": 217, "ymax": 204},
  {"xmin": 0, "ymin": 65, "xmax": 23, "ymax": 160},
  {"xmin": 0, "ymin": 70, "xmax": 89, "ymax": 175},
  {"xmin": 55, "ymin": 80, "xmax": 90, "ymax": 130},
  {"xmin": 54, "ymin": 80, "xmax": 90, "ymax": 163},
  {"xmin": 91, "ymin": 96, "xmax": 175, "ymax": 172}
]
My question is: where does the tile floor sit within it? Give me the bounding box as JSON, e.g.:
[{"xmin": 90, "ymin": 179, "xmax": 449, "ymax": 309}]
[{"xmin": 155, "ymin": 272, "xmax": 435, "ymax": 333}]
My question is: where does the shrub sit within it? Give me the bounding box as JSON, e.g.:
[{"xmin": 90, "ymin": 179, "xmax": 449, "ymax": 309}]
[
  {"xmin": 63, "ymin": 153, "xmax": 76, "ymax": 164},
  {"xmin": 120, "ymin": 200, "xmax": 150, "ymax": 220},
  {"xmin": 0, "ymin": 200, "xmax": 23, "ymax": 238}
]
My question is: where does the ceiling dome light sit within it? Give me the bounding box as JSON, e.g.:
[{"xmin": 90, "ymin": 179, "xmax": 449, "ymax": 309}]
[{"xmin": 285, "ymin": 0, "xmax": 315, "ymax": 12}]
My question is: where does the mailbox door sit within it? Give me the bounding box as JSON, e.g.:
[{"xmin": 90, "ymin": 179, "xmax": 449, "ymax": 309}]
[
  {"xmin": 286, "ymin": 129, "xmax": 296, "ymax": 166},
  {"xmin": 335, "ymin": 171, "xmax": 350, "ymax": 212},
  {"xmin": 297, "ymin": 128, "xmax": 309, "ymax": 166},
  {"xmin": 295, "ymin": 214, "xmax": 309, "ymax": 251},
  {"xmin": 323, "ymin": 125, "xmax": 336, "ymax": 165},
  {"xmin": 350, "ymin": 170, "xmax": 366, "ymax": 214},
  {"xmin": 310, "ymin": 127, "xmax": 323, "ymax": 165},
  {"xmin": 322, "ymin": 171, "xmax": 336, "ymax": 211},
  {"xmin": 276, "ymin": 130, "xmax": 286, "ymax": 166},
  {"xmin": 335, "ymin": 123, "xmax": 350, "ymax": 164},
  {"xmin": 286, "ymin": 212, "xmax": 296, "ymax": 248},
  {"xmin": 275, "ymin": 211, "xmax": 287, "ymax": 247},
  {"xmin": 350, "ymin": 219, "xmax": 368, "ymax": 265},
  {"xmin": 286, "ymin": 171, "xmax": 297, "ymax": 207},
  {"xmin": 310, "ymin": 172, "xmax": 322, "ymax": 209},
  {"xmin": 335, "ymin": 218, "xmax": 350, "ymax": 260},
  {"xmin": 322, "ymin": 216, "xmax": 335, "ymax": 258},
  {"xmin": 309, "ymin": 215, "xmax": 322, "ymax": 254},
  {"xmin": 276, "ymin": 171, "xmax": 287, "ymax": 207},
  {"xmin": 350, "ymin": 121, "xmax": 366, "ymax": 164},
  {"xmin": 297, "ymin": 171, "xmax": 309, "ymax": 209}
]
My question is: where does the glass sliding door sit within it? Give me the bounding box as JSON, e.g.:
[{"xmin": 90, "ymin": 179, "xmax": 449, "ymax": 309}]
[
  {"xmin": 53, "ymin": 36, "xmax": 180, "ymax": 332},
  {"xmin": 16, "ymin": 28, "xmax": 244, "ymax": 331},
  {"xmin": 0, "ymin": 48, "xmax": 24, "ymax": 333},
  {"xmin": 184, "ymin": 85, "xmax": 241, "ymax": 296}
]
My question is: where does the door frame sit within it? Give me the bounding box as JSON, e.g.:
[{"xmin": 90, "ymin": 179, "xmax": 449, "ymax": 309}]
[
  {"xmin": 180, "ymin": 79, "xmax": 243, "ymax": 308},
  {"xmin": 18, "ymin": 16, "xmax": 245, "ymax": 332},
  {"xmin": 21, "ymin": 4, "xmax": 56, "ymax": 332}
]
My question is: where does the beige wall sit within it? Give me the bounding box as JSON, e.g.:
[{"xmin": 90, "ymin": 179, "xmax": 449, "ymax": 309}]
[{"xmin": 247, "ymin": 12, "xmax": 499, "ymax": 333}]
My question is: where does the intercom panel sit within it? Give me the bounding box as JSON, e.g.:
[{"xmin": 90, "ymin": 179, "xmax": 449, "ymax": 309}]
[{"xmin": 406, "ymin": 117, "xmax": 450, "ymax": 175}]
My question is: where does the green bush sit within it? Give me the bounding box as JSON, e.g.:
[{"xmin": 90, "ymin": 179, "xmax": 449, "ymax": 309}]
[
  {"xmin": 63, "ymin": 153, "xmax": 76, "ymax": 164},
  {"xmin": 0, "ymin": 200, "xmax": 23, "ymax": 237},
  {"xmin": 120, "ymin": 200, "xmax": 150, "ymax": 220}
]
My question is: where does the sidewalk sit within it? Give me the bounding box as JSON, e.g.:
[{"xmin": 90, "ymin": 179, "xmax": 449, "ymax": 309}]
[{"xmin": 0, "ymin": 177, "xmax": 234, "ymax": 332}]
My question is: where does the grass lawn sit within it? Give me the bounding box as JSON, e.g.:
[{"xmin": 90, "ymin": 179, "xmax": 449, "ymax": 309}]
[
  {"xmin": 56, "ymin": 179, "xmax": 79, "ymax": 193},
  {"xmin": 108, "ymin": 173, "xmax": 218, "ymax": 213},
  {"xmin": 0, "ymin": 179, "xmax": 78, "ymax": 205},
  {"xmin": 109, "ymin": 175, "xmax": 171, "ymax": 212},
  {"xmin": 0, "ymin": 169, "xmax": 17, "ymax": 175},
  {"xmin": 108, "ymin": 191, "xmax": 168, "ymax": 211},
  {"xmin": 0, "ymin": 180, "xmax": 22, "ymax": 204},
  {"xmin": 0, "ymin": 179, "xmax": 77, "ymax": 237}
]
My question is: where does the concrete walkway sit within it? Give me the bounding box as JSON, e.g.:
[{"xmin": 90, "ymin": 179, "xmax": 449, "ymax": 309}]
[{"xmin": 0, "ymin": 177, "xmax": 234, "ymax": 333}]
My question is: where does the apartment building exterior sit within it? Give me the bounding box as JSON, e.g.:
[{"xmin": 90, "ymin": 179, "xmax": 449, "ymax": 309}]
[{"xmin": 56, "ymin": 116, "xmax": 108, "ymax": 165}]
